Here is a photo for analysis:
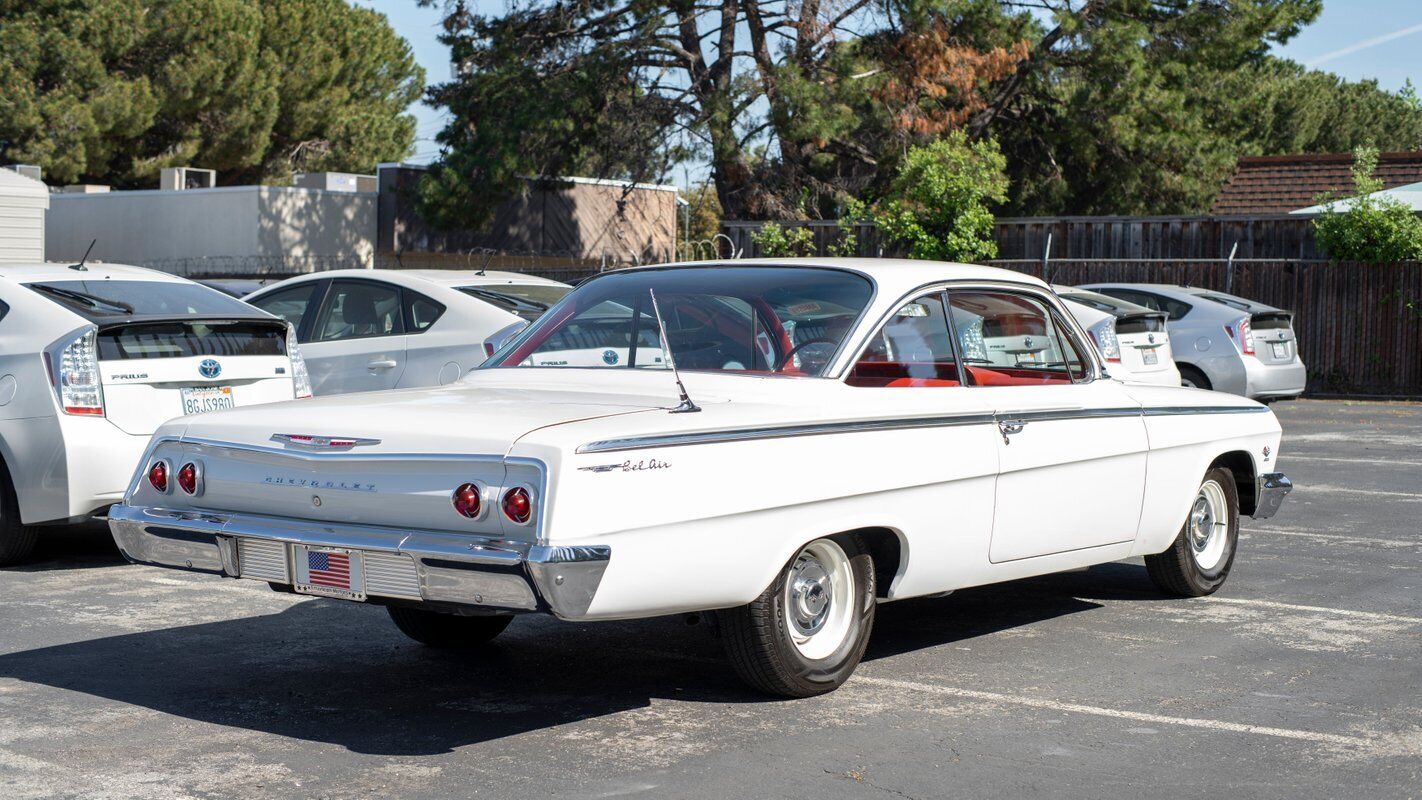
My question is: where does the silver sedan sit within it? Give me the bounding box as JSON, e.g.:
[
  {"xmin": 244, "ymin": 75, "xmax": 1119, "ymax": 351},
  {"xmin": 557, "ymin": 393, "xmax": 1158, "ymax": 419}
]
[{"xmin": 1080, "ymin": 283, "xmax": 1306, "ymax": 401}]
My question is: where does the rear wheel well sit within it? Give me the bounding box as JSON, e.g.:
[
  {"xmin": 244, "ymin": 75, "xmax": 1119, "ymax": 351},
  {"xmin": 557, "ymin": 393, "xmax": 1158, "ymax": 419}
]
[
  {"xmin": 832, "ymin": 527, "xmax": 902, "ymax": 599},
  {"xmin": 1210, "ymin": 450, "xmax": 1257, "ymax": 516}
]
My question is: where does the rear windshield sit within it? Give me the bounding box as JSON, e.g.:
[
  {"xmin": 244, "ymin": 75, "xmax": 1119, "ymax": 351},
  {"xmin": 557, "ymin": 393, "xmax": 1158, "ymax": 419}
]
[
  {"xmin": 98, "ymin": 321, "xmax": 287, "ymax": 360},
  {"xmin": 487, "ymin": 266, "xmax": 873, "ymax": 377},
  {"xmin": 457, "ymin": 284, "xmax": 572, "ymax": 321},
  {"xmin": 28, "ymin": 280, "xmax": 262, "ymax": 319}
]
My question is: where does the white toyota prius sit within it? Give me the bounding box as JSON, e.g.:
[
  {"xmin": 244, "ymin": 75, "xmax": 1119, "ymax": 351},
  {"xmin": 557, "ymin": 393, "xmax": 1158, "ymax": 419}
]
[{"xmin": 0, "ymin": 262, "xmax": 310, "ymax": 564}]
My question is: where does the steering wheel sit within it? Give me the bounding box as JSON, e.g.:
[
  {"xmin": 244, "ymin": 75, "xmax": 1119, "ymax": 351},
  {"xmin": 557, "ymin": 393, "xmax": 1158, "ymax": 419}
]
[{"xmin": 776, "ymin": 337, "xmax": 837, "ymax": 372}]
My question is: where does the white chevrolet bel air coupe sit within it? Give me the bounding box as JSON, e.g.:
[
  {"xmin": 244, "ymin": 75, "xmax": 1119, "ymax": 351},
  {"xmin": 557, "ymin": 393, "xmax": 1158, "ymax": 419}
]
[{"xmin": 109, "ymin": 259, "xmax": 1292, "ymax": 697}]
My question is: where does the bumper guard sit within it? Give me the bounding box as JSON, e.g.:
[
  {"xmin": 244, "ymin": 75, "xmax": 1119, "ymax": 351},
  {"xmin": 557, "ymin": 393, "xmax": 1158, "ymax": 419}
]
[{"xmin": 1252, "ymin": 472, "xmax": 1292, "ymax": 520}]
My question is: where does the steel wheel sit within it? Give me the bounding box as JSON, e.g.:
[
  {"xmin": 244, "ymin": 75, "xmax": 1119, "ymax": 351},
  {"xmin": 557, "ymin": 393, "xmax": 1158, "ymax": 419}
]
[
  {"xmin": 1145, "ymin": 466, "xmax": 1240, "ymax": 597},
  {"xmin": 1187, "ymin": 480, "xmax": 1230, "ymax": 571},
  {"xmin": 782, "ymin": 539, "xmax": 855, "ymax": 660},
  {"xmin": 718, "ymin": 534, "xmax": 877, "ymax": 697}
]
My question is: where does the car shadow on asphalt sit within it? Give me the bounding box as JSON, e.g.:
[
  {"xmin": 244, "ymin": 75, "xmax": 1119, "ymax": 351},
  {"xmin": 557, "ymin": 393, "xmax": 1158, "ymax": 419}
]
[
  {"xmin": 0, "ymin": 562, "xmax": 1173, "ymax": 755},
  {"xmin": 0, "ymin": 522, "xmax": 125, "ymax": 573}
]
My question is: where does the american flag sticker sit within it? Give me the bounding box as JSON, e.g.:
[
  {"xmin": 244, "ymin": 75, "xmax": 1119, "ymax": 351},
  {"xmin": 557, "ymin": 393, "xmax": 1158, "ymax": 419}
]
[{"xmin": 306, "ymin": 550, "xmax": 351, "ymax": 590}]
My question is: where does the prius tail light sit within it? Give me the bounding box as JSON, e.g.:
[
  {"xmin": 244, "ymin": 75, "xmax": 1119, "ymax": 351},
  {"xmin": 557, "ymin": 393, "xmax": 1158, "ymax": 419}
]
[
  {"xmin": 502, "ymin": 487, "xmax": 532, "ymax": 524},
  {"xmin": 1226, "ymin": 317, "xmax": 1254, "ymax": 356},
  {"xmin": 44, "ymin": 327, "xmax": 105, "ymax": 416},
  {"xmin": 1090, "ymin": 318, "xmax": 1121, "ymax": 363},
  {"xmin": 286, "ymin": 324, "xmax": 313, "ymax": 399}
]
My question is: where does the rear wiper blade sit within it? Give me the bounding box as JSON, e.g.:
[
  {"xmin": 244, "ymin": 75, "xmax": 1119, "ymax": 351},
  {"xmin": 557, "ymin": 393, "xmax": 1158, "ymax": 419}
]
[{"xmin": 30, "ymin": 284, "xmax": 134, "ymax": 314}]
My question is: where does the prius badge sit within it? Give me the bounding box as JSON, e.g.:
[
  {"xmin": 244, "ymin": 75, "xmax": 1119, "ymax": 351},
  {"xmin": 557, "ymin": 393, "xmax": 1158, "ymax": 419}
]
[{"xmin": 271, "ymin": 434, "xmax": 382, "ymax": 450}]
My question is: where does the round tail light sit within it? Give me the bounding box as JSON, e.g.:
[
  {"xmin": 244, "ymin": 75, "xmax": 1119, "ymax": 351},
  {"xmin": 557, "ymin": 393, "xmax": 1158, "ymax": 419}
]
[
  {"xmin": 147, "ymin": 461, "xmax": 169, "ymax": 493},
  {"xmin": 502, "ymin": 487, "xmax": 532, "ymax": 524},
  {"xmin": 177, "ymin": 462, "xmax": 199, "ymax": 495},
  {"xmin": 452, "ymin": 482, "xmax": 482, "ymax": 518}
]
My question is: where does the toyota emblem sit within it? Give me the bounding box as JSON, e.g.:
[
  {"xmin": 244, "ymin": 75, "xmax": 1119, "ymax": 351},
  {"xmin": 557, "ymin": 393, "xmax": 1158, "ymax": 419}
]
[{"xmin": 199, "ymin": 359, "xmax": 222, "ymax": 379}]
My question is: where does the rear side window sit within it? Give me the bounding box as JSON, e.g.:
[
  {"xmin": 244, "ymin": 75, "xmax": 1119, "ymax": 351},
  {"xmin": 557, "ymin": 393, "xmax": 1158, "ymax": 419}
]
[
  {"xmin": 315, "ymin": 281, "xmax": 404, "ymax": 341},
  {"xmin": 0, "ymin": 299, "xmax": 8, "ymax": 323},
  {"xmin": 848, "ymin": 294, "xmax": 961, "ymax": 387},
  {"xmin": 250, "ymin": 284, "xmax": 319, "ymax": 332},
  {"xmin": 948, "ymin": 292, "xmax": 1088, "ymax": 385},
  {"xmin": 404, "ymin": 290, "xmax": 446, "ymax": 333}
]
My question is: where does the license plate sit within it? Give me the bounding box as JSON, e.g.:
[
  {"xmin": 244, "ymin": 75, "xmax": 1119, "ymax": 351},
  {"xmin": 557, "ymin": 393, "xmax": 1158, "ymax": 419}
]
[
  {"xmin": 1142, "ymin": 349, "xmax": 1159, "ymax": 365},
  {"xmin": 1271, "ymin": 342, "xmax": 1289, "ymax": 359},
  {"xmin": 294, "ymin": 546, "xmax": 366, "ymax": 601},
  {"xmin": 180, "ymin": 386, "xmax": 235, "ymax": 415}
]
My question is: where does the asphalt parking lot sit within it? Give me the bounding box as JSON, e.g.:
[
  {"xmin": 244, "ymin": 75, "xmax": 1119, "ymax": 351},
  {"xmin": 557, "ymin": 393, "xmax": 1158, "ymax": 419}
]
[{"xmin": 1, "ymin": 398, "xmax": 1419, "ymax": 799}]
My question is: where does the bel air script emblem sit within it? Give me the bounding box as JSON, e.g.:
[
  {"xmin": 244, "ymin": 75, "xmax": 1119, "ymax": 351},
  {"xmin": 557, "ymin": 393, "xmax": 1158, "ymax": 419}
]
[
  {"xmin": 579, "ymin": 458, "xmax": 672, "ymax": 474},
  {"xmin": 199, "ymin": 359, "xmax": 222, "ymax": 379},
  {"xmin": 271, "ymin": 434, "xmax": 382, "ymax": 450}
]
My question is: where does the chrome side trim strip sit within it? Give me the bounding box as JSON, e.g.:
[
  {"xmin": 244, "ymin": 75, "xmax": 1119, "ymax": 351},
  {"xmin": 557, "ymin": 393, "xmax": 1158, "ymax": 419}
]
[
  {"xmin": 578, "ymin": 403, "xmax": 1267, "ymax": 453},
  {"xmin": 1143, "ymin": 405, "xmax": 1270, "ymax": 417},
  {"xmin": 577, "ymin": 413, "xmax": 998, "ymax": 454}
]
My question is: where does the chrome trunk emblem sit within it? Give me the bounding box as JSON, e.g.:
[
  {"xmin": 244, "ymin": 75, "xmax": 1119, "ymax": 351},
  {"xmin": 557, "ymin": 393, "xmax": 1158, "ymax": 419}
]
[{"xmin": 271, "ymin": 434, "xmax": 382, "ymax": 450}]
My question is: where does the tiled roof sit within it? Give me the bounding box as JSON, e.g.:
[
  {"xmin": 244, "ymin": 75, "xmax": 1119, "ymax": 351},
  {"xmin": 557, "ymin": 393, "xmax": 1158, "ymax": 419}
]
[{"xmin": 1212, "ymin": 152, "xmax": 1422, "ymax": 215}]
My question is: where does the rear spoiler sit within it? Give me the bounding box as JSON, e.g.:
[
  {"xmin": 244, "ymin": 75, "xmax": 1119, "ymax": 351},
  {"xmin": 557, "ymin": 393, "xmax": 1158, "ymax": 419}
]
[
  {"xmin": 1114, "ymin": 310, "xmax": 1167, "ymax": 334},
  {"xmin": 1249, "ymin": 310, "xmax": 1294, "ymax": 330},
  {"xmin": 94, "ymin": 314, "xmax": 282, "ymax": 332}
]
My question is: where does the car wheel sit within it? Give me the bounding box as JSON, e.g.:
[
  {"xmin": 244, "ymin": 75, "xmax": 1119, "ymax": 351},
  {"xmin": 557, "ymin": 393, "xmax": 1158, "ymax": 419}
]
[
  {"xmin": 1145, "ymin": 467, "xmax": 1239, "ymax": 597},
  {"xmin": 0, "ymin": 464, "xmax": 38, "ymax": 567},
  {"xmin": 386, "ymin": 606, "xmax": 513, "ymax": 648},
  {"xmin": 718, "ymin": 535, "xmax": 876, "ymax": 697},
  {"xmin": 1178, "ymin": 365, "xmax": 1212, "ymax": 390}
]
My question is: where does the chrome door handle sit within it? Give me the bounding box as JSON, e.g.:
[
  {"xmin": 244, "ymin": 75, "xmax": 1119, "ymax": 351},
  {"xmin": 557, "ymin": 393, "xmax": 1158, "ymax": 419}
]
[
  {"xmin": 367, "ymin": 359, "xmax": 398, "ymax": 371},
  {"xmin": 997, "ymin": 419, "xmax": 1026, "ymax": 444}
]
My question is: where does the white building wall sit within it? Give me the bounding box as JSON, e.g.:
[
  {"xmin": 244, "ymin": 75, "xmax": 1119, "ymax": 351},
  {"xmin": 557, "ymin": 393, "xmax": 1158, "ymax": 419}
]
[
  {"xmin": 0, "ymin": 170, "xmax": 49, "ymax": 264},
  {"xmin": 46, "ymin": 186, "xmax": 375, "ymax": 275}
]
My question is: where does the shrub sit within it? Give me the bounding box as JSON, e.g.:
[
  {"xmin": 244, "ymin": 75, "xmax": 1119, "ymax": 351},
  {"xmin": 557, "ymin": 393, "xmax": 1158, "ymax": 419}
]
[
  {"xmin": 1313, "ymin": 146, "xmax": 1422, "ymax": 263},
  {"xmin": 872, "ymin": 133, "xmax": 1008, "ymax": 262}
]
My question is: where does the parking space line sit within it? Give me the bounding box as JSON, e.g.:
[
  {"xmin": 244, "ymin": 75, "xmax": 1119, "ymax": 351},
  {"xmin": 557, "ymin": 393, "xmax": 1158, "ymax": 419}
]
[
  {"xmin": 1284, "ymin": 455, "xmax": 1422, "ymax": 468},
  {"xmin": 1297, "ymin": 484, "xmax": 1422, "ymax": 500},
  {"xmin": 853, "ymin": 676, "xmax": 1377, "ymax": 748},
  {"xmin": 1243, "ymin": 528, "xmax": 1420, "ymax": 548},
  {"xmin": 1189, "ymin": 597, "xmax": 1422, "ymax": 625}
]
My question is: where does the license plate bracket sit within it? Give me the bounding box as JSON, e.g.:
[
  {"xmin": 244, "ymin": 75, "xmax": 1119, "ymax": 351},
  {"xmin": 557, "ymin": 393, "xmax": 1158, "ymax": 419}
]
[
  {"xmin": 180, "ymin": 386, "xmax": 236, "ymax": 415},
  {"xmin": 1270, "ymin": 342, "xmax": 1289, "ymax": 359},
  {"xmin": 1142, "ymin": 349, "xmax": 1159, "ymax": 365},
  {"xmin": 293, "ymin": 545, "xmax": 366, "ymax": 601}
]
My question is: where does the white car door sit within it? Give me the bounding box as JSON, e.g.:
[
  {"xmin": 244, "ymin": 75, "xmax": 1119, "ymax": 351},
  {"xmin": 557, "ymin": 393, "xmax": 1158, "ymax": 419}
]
[
  {"xmin": 947, "ymin": 290, "xmax": 1148, "ymax": 563},
  {"xmin": 302, "ymin": 280, "xmax": 408, "ymax": 395}
]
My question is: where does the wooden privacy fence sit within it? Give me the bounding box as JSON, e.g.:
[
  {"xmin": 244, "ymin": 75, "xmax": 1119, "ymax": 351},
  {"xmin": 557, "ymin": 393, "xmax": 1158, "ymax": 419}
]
[{"xmin": 721, "ymin": 215, "xmax": 1327, "ymax": 260}]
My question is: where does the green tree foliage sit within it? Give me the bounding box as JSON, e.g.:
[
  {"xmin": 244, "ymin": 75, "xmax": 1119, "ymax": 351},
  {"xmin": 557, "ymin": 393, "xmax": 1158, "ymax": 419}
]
[
  {"xmin": 418, "ymin": 0, "xmax": 1422, "ymax": 223},
  {"xmin": 0, "ymin": 0, "xmax": 423, "ymax": 186},
  {"xmin": 750, "ymin": 223, "xmax": 818, "ymax": 258},
  {"xmin": 1313, "ymin": 147, "xmax": 1422, "ymax": 263},
  {"xmin": 872, "ymin": 134, "xmax": 1007, "ymax": 261}
]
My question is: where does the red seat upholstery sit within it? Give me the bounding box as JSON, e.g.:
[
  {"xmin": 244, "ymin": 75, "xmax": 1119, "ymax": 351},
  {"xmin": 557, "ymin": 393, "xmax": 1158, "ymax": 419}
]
[
  {"xmin": 964, "ymin": 365, "xmax": 1070, "ymax": 386},
  {"xmin": 885, "ymin": 378, "xmax": 959, "ymax": 388}
]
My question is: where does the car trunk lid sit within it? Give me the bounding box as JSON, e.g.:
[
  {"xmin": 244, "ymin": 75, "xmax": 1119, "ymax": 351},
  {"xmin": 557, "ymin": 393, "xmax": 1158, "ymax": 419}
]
[
  {"xmin": 1114, "ymin": 311, "xmax": 1174, "ymax": 374},
  {"xmin": 97, "ymin": 319, "xmax": 296, "ymax": 435},
  {"xmin": 1250, "ymin": 311, "xmax": 1298, "ymax": 365}
]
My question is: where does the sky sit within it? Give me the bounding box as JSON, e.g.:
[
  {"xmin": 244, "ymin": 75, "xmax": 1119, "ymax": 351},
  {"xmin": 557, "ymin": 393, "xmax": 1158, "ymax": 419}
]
[{"xmin": 359, "ymin": 0, "xmax": 1422, "ymax": 177}]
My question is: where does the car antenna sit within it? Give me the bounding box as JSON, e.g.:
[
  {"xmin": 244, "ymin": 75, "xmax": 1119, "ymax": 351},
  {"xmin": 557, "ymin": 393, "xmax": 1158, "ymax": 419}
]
[
  {"xmin": 476, "ymin": 248, "xmax": 493, "ymax": 276},
  {"xmin": 647, "ymin": 288, "xmax": 701, "ymax": 414},
  {"xmin": 69, "ymin": 239, "xmax": 96, "ymax": 271}
]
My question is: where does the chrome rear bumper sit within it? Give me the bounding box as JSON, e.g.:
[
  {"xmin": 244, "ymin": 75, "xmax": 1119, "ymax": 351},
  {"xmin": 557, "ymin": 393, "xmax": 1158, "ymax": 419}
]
[
  {"xmin": 107, "ymin": 504, "xmax": 610, "ymax": 620},
  {"xmin": 1252, "ymin": 472, "xmax": 1292, "ymax": 520}
]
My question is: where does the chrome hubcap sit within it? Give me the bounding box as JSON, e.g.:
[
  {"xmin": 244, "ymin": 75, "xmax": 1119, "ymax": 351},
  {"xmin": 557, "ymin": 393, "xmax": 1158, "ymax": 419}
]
[
  {"xmin": 783, "ymin": 539, "xmax": 855, "ymax": 660},
  {"xmin": 1188, "ymin": 480, "xmax": 1230, "ymax": 570}
]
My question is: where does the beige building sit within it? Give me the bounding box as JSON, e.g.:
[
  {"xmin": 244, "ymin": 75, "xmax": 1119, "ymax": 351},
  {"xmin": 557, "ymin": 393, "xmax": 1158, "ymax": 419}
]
[{"xmin": 0, "ymin": 168, "xmax": 49, "ymax": 264}]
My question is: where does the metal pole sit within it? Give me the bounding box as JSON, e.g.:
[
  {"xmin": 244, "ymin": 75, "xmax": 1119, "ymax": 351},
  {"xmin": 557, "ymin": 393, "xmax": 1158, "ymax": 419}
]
[
  {"xmin": 1226, "ymin": 241, "xmax": 1238, "ymax": 294},
  {"xmin": 1042, "ymin": 232, "xmax": 1053, "ymax": 285}
]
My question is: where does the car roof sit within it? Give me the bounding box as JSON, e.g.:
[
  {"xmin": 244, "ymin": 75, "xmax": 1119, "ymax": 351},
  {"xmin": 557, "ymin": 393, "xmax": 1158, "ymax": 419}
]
[
  {"xmin": 0, "ymin": 262, "xmax": 191, "ymax": 284},
  {"xmin": 623, "ymin": 258, "xmax": 1049, "ymax": 297},
  {"xmin": 1083, "ymin": 282, "xmax": 1284, "ymax": 313},
  {"xmin": 1052, "ymin": 285, "xmax": 1158, "ymax": 316},
  {"xmin": 256, "ymin": 268, "xmax": 570, "ymax": 290}
]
